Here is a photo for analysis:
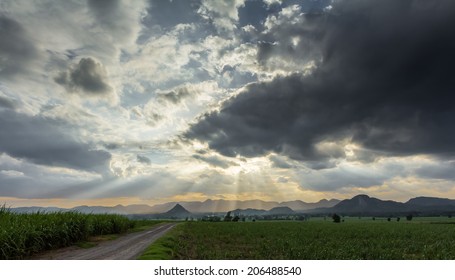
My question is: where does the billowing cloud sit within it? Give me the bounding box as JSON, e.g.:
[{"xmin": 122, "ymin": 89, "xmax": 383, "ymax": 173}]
[
  {"xmin": 87, "ymin": 0, "xmax": 146, "ymax": 45},
  {"xmin": 55, "ymin": 57, "xmax": 114, "ymax": 97},
  {"xmin": 0, "ymin": 95, "xmax": 16, "ymax": 109},
  {"xmin": 186, "ymin": 0, "xmax": 455, "ymax": 163},
  {"xmin": 0, "ymin": 110, "xmax": 111, "ymax": 173},
  {"xmin": 198, "ymin": 0, "xmax": 246, "ymax": 32},
  {"xmin": 0, "ymin": 15, "xmax": 38, "ymax": 78},
  {"xmin": 0, "ymin": 153, "xmax": 101, "ymax": 199}
]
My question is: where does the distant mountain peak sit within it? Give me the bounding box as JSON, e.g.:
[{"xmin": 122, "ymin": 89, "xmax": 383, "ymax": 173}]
[
  {"xmin": 164, "ymin": 204, "xmax": 191, "ymax": 215},
  {"xmin": 352, "ymin": 194, "xmax": 370, "ymax": 199}
]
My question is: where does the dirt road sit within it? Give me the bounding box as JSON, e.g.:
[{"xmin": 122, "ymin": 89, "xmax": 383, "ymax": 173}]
[{"xmin": 35, "ymin": 223, "xmax": 176, "ymax": 260}]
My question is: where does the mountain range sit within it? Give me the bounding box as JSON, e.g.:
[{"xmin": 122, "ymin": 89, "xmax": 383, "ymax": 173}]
[
  {"xmin": 8, "ymin": 195, "xmax": 455, "ymax": 216},
  {"xmin": 9, "ymin": 198, "xmax": 340, "ymax": 214},
  {"xmin": 146, "ymin": 198, "xmax": 340, "ymax": 213},
  {"xmin": 313, "ymin": 195, "xmax": 455, "ymax": 215}
]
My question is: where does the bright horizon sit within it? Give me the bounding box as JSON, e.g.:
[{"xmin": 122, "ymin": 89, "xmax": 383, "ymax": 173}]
[{"xmin": 1, "ymin": 0, "xmax": 455, "ymax": 208}]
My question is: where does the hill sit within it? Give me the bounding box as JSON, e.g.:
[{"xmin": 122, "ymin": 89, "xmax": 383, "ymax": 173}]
[
  {"xmin": 266, "ymin": 206, "xmax": 295, "ymax": 215},
  {"xmin": 162, "ymin": 204, "xmax": 191, "ymax": 218},
  {"xmin": 279, "ymin": 199, "xmax": 340, "ymax": 211},
  {"xmin": 406, "ymin": 197, "xmax": 455, "ymax": 207},
  {"xmin": 330, "ymin": 194, "xmax": 406, "ymax": 213}
]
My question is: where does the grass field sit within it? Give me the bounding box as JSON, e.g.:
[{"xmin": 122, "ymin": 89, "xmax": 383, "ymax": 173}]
[
  {"xmin": 140, "ymin": 218, "xmax": 455, "ymax": 260},
  {"xmin": 0, "ymin": 207, "xmax": 160, "ymax": 259}
]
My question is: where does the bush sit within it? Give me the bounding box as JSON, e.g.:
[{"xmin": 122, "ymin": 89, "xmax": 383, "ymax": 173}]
[
  {"xmin": 406, "ymin": 214, "xmax": 413, "ymax": 221},
  {"xmin": 332, "ymin": 214, "xmax": 341, "ymax": 223}
]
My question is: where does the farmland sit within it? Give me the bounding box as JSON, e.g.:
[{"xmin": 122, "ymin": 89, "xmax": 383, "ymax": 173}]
[
  {"xmin": 141, "ymin": 218, "xmax": 455, "ymax": 260},
  {"xmin": 0, "ymin": 207, "xmax": 160, "ymax": 259}
]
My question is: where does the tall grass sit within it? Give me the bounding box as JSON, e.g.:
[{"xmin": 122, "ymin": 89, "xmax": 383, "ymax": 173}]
[{"xmin": 0, "ymin": 206, "xmax": 134, "ymax": 259}]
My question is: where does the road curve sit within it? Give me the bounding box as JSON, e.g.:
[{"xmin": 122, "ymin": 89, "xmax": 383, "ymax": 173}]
[{"xmin": 35, "ymin": 223, "xmax": 176, "ymax": 260}]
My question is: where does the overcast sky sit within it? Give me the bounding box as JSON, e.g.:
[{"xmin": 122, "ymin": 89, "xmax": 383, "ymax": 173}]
[{"xmin": 1, "ymin": 0, "xmax": 455, "ymax": 207}]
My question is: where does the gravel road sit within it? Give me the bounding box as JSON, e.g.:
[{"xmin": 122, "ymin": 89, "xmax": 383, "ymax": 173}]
[{"xmin": 35, "ymin": 223, "xmax": 176, "ymax": 260}]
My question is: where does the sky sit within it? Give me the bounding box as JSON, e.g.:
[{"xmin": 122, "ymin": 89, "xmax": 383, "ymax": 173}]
[{"xmin": 1, "ymin": 0, "xmax": 455, "ymax": 208}]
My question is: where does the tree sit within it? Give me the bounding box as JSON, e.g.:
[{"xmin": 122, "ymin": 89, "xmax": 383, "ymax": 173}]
[
  {"xmin": 387, "ymin": 217, "xmax": 391, "ymax": 222},
  {"xmin": 372, "ymin": 217, "xmax": 376, "ymax": 221},
  {"xmin": 396, "ymin": 217, "xmax": 400, "ymax": 222},
  {"xmin": 406, "ymin": 214, "xmax": 413, "ymax": 221},
  {"xmin": 224, "ymin": 211, "xmax": 232, "ymax": 222},
  {"xmin": 232, "ymin": 215, "xmax": 240, "ymax": 222},
  {"xmin": 332, "ymin": 213, "xmax": 341, "ymax": 223}
]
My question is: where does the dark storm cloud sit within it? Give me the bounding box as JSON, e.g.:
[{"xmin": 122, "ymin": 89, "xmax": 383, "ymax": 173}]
[
  {"xmin": 0, "ymin": 96, "xmax": 16, "ymax": 109},
  {"xmin": 186, "ymin": 0, "xmax": 455, "ymax": 161},
  {"xmin": 256, "ymin": 5, "xmax": 327, "ymax": 69},
  {"xmin": 0, "ymin": 110, "xmax": 111, "ymax": 173},
  {"xmin": 0, "ymin": 15, "xmax": 38, "ymax": 78},
  {"xmin": 55, "ymin": 57, "xmax": 113, "ymax": 96}
]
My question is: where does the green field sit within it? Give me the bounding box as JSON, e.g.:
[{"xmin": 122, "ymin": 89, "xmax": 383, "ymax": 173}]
[
  {"xmin": 140, "ymin": 218, "xmax": 455, "ymax": 260},
  {"xmin": 0, "ymin": 207, "xmax": 159, "ymax": 260}
]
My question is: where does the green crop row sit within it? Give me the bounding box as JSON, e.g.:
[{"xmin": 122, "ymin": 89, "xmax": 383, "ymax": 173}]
[
  {"xmin": 0, "ymin": 207, "xmax": 135, "ymax": 259},
  {"xmin": 143, "ymin": 219, "xmax": 455, "ymax": 260}
]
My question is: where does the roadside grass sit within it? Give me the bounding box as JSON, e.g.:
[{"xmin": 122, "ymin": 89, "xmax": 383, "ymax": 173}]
[
  {"xmin": 138, "ymin": 223, "xmax": 184, "ymax": 260},
  {"xmin": 139, "ymin": 219, "xmax": 455, "ymax": 260},
  {"xmin": 0, "ymin": 206, "xmax": 163, "ymax": 259}
]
